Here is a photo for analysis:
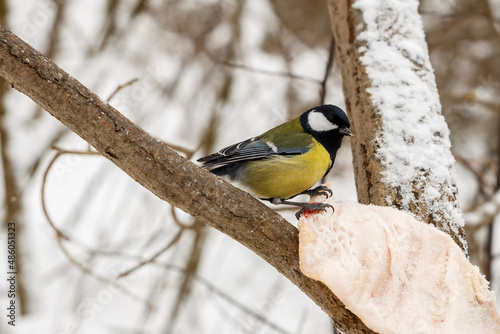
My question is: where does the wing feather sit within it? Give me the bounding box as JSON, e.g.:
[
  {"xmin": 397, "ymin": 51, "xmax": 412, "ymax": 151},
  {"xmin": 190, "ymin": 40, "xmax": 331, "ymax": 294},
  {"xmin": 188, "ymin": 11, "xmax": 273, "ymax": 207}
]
[{"xmin": 198, "ymin": 135, "xmax": 309, "ymax": 169}]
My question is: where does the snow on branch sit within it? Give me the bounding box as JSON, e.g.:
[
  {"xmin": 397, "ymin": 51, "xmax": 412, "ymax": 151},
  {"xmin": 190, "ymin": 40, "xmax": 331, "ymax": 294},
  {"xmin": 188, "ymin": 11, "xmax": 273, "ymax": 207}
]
[{"xmin": 328, "ymin": 0, "xmax": 467, "ymax": 252}]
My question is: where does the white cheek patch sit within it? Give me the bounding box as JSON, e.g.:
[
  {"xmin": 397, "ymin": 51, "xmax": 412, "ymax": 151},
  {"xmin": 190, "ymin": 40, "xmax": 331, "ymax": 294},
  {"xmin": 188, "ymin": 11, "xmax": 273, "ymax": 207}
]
[{"xmin": 308, "ymin": 110, "xmax": 339, "ymax": 132}]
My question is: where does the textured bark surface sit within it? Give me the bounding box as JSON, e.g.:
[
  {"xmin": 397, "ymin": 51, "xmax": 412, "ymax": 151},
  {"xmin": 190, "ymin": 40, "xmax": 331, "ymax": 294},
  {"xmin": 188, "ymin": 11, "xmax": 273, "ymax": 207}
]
[
  {"xmin": 0, "ymin": 26, "xmax": 374, "ymax": 333},
  {"xmin": 328, "ymin": 0, "xmax": 467, "ymax": 252}
]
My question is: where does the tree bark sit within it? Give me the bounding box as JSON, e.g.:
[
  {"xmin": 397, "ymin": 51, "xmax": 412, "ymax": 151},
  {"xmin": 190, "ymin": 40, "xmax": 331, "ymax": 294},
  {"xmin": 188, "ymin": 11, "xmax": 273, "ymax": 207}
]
[
  {"xmin": 0, "ymin": 26, "xmax": 374, "ymax": 333},
  {"xmin": 327, "ymin": 0, "xmax": 467, "ymax": 252}
]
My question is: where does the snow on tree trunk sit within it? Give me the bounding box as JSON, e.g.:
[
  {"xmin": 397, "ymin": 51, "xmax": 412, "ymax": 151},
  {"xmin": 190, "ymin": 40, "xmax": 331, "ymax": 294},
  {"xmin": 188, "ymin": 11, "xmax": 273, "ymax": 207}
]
[{"xmin": 327, "ymin": 0, "xmax": 467, "ymax": 252}]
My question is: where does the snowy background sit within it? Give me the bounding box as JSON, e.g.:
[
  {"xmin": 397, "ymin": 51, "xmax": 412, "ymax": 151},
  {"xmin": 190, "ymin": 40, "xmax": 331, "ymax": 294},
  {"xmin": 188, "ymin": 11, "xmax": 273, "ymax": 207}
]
[{"xmin": 0, "ymin": 0, "xmax": 499, "ymax": 333}]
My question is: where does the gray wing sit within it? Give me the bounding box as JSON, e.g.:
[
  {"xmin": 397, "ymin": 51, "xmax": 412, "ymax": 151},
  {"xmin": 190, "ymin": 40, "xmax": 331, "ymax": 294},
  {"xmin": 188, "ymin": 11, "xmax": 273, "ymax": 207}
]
[{"xmin": 197, "ymin": 136, "xmax": 308, "ymax": 169}]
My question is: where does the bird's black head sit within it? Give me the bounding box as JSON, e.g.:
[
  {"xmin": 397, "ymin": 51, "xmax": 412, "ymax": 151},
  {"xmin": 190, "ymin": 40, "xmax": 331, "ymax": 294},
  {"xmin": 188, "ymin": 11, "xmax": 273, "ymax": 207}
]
[
  {"xmin": 300, "ymin": 105, "xmax": 351, "ymax": 136},
  {"xmin": 300, "ymin": 104, "xmax": 352, "ymax": 163}
]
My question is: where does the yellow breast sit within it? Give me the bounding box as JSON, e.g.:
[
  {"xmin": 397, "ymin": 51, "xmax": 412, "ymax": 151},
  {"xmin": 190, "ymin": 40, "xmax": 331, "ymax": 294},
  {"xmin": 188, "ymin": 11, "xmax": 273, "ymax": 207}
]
[{"xmin": 241, "ymin": 139, "xmax": 332, "ymax": 200}]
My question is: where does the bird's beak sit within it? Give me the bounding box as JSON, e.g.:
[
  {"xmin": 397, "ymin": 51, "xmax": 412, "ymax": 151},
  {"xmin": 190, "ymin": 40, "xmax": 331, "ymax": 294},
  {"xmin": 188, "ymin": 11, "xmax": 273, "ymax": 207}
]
[{"xmin": 339, "ymin": 127, "xmax": 352, "ymax": 137}]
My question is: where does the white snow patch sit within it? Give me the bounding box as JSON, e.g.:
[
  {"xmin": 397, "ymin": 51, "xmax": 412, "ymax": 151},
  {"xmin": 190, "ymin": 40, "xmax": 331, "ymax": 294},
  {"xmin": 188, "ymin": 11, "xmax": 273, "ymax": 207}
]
[
  {"xmin": 299, "ymin": 194, "xmax": 500, "ymax": 334},
  {"xmin": 352, "ymin": 0, "xmax": 465, "ymax": 247}
]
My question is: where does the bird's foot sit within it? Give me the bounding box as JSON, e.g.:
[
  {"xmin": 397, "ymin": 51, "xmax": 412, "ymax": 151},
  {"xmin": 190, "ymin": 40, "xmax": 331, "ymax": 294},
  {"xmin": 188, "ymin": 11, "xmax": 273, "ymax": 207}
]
[
  {"xmin": 300, "ymin": 185, "xmax": 333, "ymax": 199},
  {"xmin": 294, "ymin": 202, "xmax": 334, "ymax": 219},
  {"xmin": 269, "ymin": 198, "xmax": 334, "ymax": 219}
]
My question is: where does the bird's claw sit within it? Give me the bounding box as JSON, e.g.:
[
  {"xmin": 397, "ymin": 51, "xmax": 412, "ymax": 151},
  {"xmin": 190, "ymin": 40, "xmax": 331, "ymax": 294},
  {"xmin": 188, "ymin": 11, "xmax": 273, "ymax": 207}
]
[
  {"xmin": 295, "ymin": 203, "xmax": 334, "ymax": 219},
  {"xmin": 301, "ymin": 185, "xmax": 333, "ymax": 199}
]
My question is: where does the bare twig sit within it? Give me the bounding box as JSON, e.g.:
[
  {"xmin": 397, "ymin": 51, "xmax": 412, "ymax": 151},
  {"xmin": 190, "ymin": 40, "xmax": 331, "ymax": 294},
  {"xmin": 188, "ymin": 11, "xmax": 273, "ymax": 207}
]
[
  {"xmin": 319, "ymin": 36, "xmax": 336, "ymax": 105},
  {"xmin": 55, "ymin": 238, "xmax": 293, "ymax": 334},
  {"xmin": 171, "ymin": 206, "xmax": 198, "ymax": 230},
  {"xmin": 199, "ymin": 43, "xmax": 322, "ymax": 85},
  {"xmin": 155, "ymin": 262, "xmax": 292, "ymax": 334},
  {"xmin": 41, "ymin": 148, "xmax": 155, "ymax": 306},
  {"xmin": 41, "ymin": 147, "xmax": 100, "ymax": 242},
  {"xmin": 165, "ymin": 142, "xmax": 197, "ymax": 160},
  {"xmin": 118, "ymin": 228, "xmax": 183, "ymax": 278},
  {"xmin": 55, "ymin": 234, "xmax": 152, "ymax": 306},
  {"xmin": 294, "ymin": 310, "xmax": 308, "ymax": 334},
  {"xmin": 464, "ymin": 189, "xmax": 500, "ymax": 227},
  {"xmin": 41, "ymin": 150, "xmax": 76, "ymax": 241},
  {"xmin": 454, "ymin": 154, "xmax": 490, "ymax": 198},
  {"xmin": 107, "ymin": 78, "xmax": 139, "ymax": 102},
  {"xmin": 0, "ymin": 61, "xmax": 27, "ymax": 315},
  {"xmin": 164, "ymin": 220, "xmax": 206, "ymax": 332}
]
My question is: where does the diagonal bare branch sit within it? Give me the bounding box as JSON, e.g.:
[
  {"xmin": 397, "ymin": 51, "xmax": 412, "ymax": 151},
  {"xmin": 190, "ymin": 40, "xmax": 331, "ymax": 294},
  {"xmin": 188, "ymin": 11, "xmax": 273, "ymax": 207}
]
[{"xmin": 0, "ymin": 25, "xmax": 372, "ymax": 333}]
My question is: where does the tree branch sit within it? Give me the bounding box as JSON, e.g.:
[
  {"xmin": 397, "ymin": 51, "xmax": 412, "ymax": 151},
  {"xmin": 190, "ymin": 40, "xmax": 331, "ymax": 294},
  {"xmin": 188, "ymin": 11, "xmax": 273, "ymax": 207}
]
[{"xmin": 0, "ymin": 25, "xmax": 374, "ymax": 333}]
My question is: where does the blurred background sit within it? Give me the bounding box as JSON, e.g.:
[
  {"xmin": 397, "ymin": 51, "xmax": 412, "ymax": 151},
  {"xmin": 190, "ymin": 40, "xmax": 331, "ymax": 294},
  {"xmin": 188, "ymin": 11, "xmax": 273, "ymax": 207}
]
[{"xmin": 0, "ymin": 0, "xmax": 498, "ymax": 333}]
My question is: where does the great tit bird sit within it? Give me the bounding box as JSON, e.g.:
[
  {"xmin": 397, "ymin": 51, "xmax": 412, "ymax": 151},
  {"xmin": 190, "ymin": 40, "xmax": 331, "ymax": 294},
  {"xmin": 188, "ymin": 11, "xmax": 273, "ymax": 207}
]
[{"xmin": 198, "ymin": 104, "xmax": 352, "ymax": 218}]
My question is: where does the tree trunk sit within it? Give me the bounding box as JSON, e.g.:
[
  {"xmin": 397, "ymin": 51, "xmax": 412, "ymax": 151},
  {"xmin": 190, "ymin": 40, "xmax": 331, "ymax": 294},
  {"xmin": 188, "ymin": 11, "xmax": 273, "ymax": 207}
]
[{"xmin": 327, "ymin": 0, "xmax": 467, "ymax": 252}]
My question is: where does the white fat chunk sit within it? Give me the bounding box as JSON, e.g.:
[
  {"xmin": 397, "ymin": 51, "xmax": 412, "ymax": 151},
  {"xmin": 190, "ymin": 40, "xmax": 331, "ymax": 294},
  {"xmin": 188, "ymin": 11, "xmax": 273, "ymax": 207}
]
[{"xmin": 298, "ymin": 190, "xmax": 500, "ymax": 334}]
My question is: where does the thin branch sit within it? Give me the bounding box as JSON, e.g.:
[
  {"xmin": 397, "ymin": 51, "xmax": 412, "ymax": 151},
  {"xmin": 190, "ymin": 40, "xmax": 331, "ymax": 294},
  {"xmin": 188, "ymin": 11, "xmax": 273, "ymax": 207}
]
[
  {"xmin": 55, "ymin": 234, "xmax": 152, "ymax": 307},
  {"xmin": 166, "ymin": 142, "xmax": 199, "ymax": 160},
  {"xmin": 54, "ymin": 243, "xmax": 294, "ymax": 334},
  {"xmin": 199, "ymin": 43, "xmax": 323, "ymax": 85},
  {"xmin": 294, "ymin": 309, "xmax": 308, "ymax": 334},
  {"xmin": 41, "ymin": 148, "xmax": 155, "ymax": 306},
  {"xmin": 171, "ymin": 206, "xmax": 198, "ymax": 230},
  {"xmin": 42, "ymin": 146, "xmax": 192, "ymax": 280},
  {"xmin": 118, "ymin": 228, "xmax": 183, "ymax": 278},
  {"xmin": 51, "ymin": 145, "xmax": 100, "ymax": 156},
  {"xmin": 0, "ymin": 61, "xmax": 28, "ymax": 314},
  {"xmin": 152, "ymin": 262, "xmax": 292, "ymax": 334},
  {"xmin": 454, "ymin": 154, "xmax": 490, "ymax": 199},
  {"xmin": 41, "ymin": 146, "xmax": 100, "ymax": 242},
  {"xmin": 107, "ymin": 78, "xmax": 139, "ymax": 102},
  {"xmin": 0, "ymin": 25, "xmax": 371, "ymax": 333},
  {"xmin": 41, "ymin": 150, "xmax": 74, "ymax": 241},
  {"xmin": 164, "ymin": 219, "xmax": 206, "ymax": 332},
  {"xmin": 464, "ymin": 189, "xmax": 500, "ymax": 227},
  {"xmin": 319, "ymin": 36, "xmax": 336, "ymax": 105}
]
